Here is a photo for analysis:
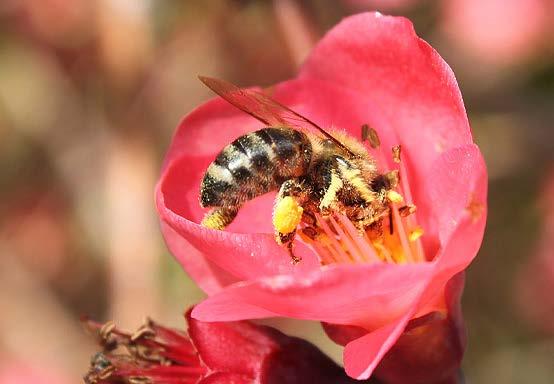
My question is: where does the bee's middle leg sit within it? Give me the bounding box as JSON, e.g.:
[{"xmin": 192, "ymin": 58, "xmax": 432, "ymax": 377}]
[{"xmin": 273, "ymin": 179, "xmax": 306, "ymax": 263}]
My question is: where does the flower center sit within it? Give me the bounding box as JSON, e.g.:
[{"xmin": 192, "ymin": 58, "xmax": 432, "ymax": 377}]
[
  {"xmin": 299, "ymin": 144, "xmax": 426, "ymax": 266},
  {"xmin": 83, "ymin": 318, "xmax": 206, "ymax": 384}
]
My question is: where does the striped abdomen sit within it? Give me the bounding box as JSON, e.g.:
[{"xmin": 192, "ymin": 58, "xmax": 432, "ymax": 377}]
[{"xmin": 200, "ymin": 127, "xmax": 312, "ymax": 208}]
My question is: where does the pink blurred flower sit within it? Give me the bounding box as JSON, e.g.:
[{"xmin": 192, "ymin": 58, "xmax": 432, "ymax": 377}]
[
  {"xmin": 442, "ymin": 0, "xmax": 551, "ymax": 67},
  {"xmin": 1, "ymin": 0, "xmax": 93, "ymax": 48},
  {"xmin": 345, "ymin": 0, "xmax": 418, "ymax": 12},
  {"xmin": 0, "ymin": 360, "xmax": 69, "ymax": 384},
  {"xmin": 83, "ymin": 310, "xmax": 361, "ymax": 384},
  {"xmin": 156, "ymin": 12, "xmax": 487, "ymax": 381},
  {"xmin": 516, "ymin": 168, "xmax": 554, "ymax": 334}
]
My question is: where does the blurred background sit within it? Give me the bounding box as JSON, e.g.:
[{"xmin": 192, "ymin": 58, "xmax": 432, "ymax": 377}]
[{"xmin": 0, "ymin": 1, "xmax": 553, "ymax": 383}]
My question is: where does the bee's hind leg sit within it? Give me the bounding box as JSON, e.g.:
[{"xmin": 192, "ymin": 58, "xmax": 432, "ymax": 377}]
[
  {"xmin": 273, "ymin": 179, "xmax": 306, "ymax": 264},
  {"xmin": 201, "ymin": 207, "xmax": 239, "ymax": 230},
  {"xmin": 279, "ymin": 232, "xmax": 301, "ymax": 264}
]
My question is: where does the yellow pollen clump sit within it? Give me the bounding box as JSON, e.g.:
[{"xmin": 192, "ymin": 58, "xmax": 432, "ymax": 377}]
[
  {"xmin": 409, "ymin": 227, "xmax": 424, "ymax": 242},
  {"xmin": 273, "ymin": 196, "xmax": 303, "ymax": 235},
  {"xmin": 387, "ymin": 190, "xmax": 404, "ymax": 204}
]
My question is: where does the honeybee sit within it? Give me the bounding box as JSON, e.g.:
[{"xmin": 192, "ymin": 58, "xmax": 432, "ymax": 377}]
[{"xmin": 198, "ymin": 76, "xmax": 398, "ymax": 262}]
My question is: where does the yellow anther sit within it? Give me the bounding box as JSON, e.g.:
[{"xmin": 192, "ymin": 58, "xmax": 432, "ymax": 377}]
[
  {"xmin": 387, "ymin": 190, "xmax": 404, "ymax": 204},
  {"xmin": 409, "ymin": 227, "xmax": 424, "ymax": 242},
  {"xmin": 273, "ymin": 196, "xmax": 303, "ymax": 235}
]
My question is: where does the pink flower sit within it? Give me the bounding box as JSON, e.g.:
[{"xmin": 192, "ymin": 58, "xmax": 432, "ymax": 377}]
[
  {"xmin": 441, "ymin": 0, "xmax": 551, "ymax": 67},
  {"xmin": 344, "ymin": 0, "xmax": 418, "ymax": 12},
  {"xmin": 0, "ymin": 361, "xmax": 69, "ymax": 384},
  {"xmin": 83, "ymin": 310, "xmax": 362, "ymax": 384},
  {"xmin": 156, "ymin": 12, "xmax": 487, "ymax": 381}
]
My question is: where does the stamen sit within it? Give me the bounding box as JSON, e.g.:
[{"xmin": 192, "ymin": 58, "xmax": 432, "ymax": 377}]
[
  {"xmin": 336, "ymin": 214, "xmax": 381, "ymax": 263},
  {"xmin": 83, "ymin": 318, "xmax": 205, "ymax": 384},
  {"xmin": 329, "ymin": 215, "xmax": 365, "ymax": 263},
  {"xmin": 297, "ymin": 138, "xmax": 428, "ymax": 267},
  {"xmin": 315, "ymin": 214, "xmax": 354, "ymax": 264},
  {"xmin": 392, "ymin": 145, "xmax": 402, "ymax": 163},
  {"xmin": 303, "ymin": 207, "xmax": 425, "ymax": 266},
  {"xmin": 370, "ymin": 237, "xmax": 395, "ymax": 263},
  {"xmin": 391, "ymin": 204, "xmax": 415, "ymax": 263},
  {"xmin": 399, "ymin": 204, "xmax": 417, "ymax": 217},
  {"xmin": 395, "ymin": 151, "xmax": 426, "ymax": 262},
  {"xmin": 361, "ymin": 124, "xmax": 381, "ymax": 149}
]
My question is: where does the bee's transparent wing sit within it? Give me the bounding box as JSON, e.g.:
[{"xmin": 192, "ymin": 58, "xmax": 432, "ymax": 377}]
[{"xmin": 199, "ymin": 76, "xmax": 354, "ymax": 155}]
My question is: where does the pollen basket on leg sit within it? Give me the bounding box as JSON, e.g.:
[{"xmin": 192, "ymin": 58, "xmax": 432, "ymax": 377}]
[{"xmin": 274, "ymin": 196, "xmax": 303, "ymax": 236}]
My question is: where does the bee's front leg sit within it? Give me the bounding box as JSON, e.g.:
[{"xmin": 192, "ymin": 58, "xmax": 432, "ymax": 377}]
[{"xmin": 273, "ymin": 179, "xmax": 306, "ymax": 263}]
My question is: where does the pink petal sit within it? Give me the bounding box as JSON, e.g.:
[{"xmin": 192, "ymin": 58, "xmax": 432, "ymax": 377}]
[
  {"xmin": 343, "ymin": 309, "xmax": 415, "ymax": 380},
  {"xmin": 156, "ymin": 75, "xmax": 412, "ymax": 284},
  {"xmin": 187, "ymin": 311, "xmax": 276, "ymax": 376},
  {"xmin": 403, "ymin": 143, "xmax": 486, "ymax": 311},
  {"xmin": 188, "ymin": 310, "xmax": 359, "ymax": 384},
  {"xmin": 413, "ymin": 143, "xmax": 487, "ymax": 262},
  {"xmin": 0, "ymin": 362, "xmax": 70, "ymax": 384},
  {"xmin": 419, "ymin": 211, "xmax": 486, "ymax": 315},
  {"xmin": 157, "ymin": 74, "xmax": 402, "ymax": 231},
  {"xmin": 192, "ymin": 263, "xmax": 433, "ymax": 329},
  {"xmin": 156, "ymin": 154, "xmax": 320, "ymax": 281},
  {"xmin": 346, "ymin": 0, "xmax": 419, "ymax": 12},
  {"xmin": 271, "ymin": 78, "xmax": 399, "ymax": 170},
  {"xmin": 374, "ymin": 273, "xmax": 466, "ymax": 383},
  {"xmin": 321, "ymin": 322, "xmax": 368, "ymax": 347},
  {"xmin": 300, "ymin": 12, "xmax": 473, "ymax": 196},
  {"xmin": 423, "ymin": 144, "xmax": 487, "ymax": 245},
  {"xmin": 162, "ymin": 96, "xmax": 265, "ymax": 168},
  {"xmin": 158, "ymin": 192, "xmax": 319, "ymax": 281},
  {"xmin": 160, "ymin": 222, "xmax": 237, "ymax": 294},
  {"xmin": 342, "ymin": 273, "xmax": 467, "ymax": 381},
  {"xmin": 199, "ymin": 373, "xmax": 253, "ymax": 384}
]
